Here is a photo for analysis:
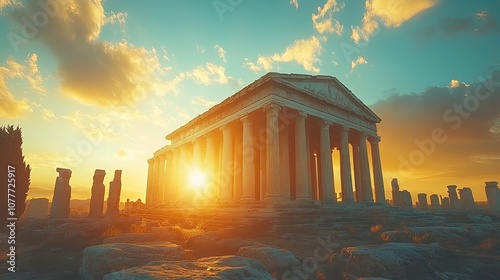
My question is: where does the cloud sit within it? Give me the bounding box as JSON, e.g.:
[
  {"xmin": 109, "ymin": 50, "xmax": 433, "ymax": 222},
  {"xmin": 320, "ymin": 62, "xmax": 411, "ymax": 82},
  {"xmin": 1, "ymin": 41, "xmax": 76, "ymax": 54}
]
[
  {"xmin": 191, "ymin": 96, "xmax": 217, "ymax": 108},
  {"xmin": 312, "ymin": 0, "xmax": 344, "ymax": 35},
  {"xmin": 415, "ymin": 12, "xmax": 500, "ymax": 41},
  {"xmin": 246, "ymin": 36, "xmax": 324, "ymax": 73},
  {"xmin": 0, "ymin": 0, "xmax": 19, "ymax": 10},
  {"xmin": 214, "ymin": 45, "xmax": 227, "ymax": 62},
  {"xmin": 449, "ymin": 79, "xmax": 469, "ymax": 89},
  {"xmin": 6, "ymin": 0, "xmax": 166, "ymax": 107},
  {"xmin": 371, "ymin": 70, "xmax": 500, "ymax": 184},
  {"xmin": 197, "ymin": 45, "xmax": 206, "ymax": 54},
  {"xmin": 0, "ymin": 56, "xmax": 43, "ymax": 118},
  {"xmin": 290, "ymin": 0, "xmax": 298, "ymax": 9},
  {"xmin": 352, "ymin": 0, "xmax": 438, "ymax": 43},
  {"xmin": 188, "ymin": 63, "xmax": 233, "ymax": 85},
  {"xmin": 351, "ymin": 56, "xmax": 368, "ymax": 69},
  {"xmin": 31, "ymin": 101, "xmax": 56, "ymax": 120}
]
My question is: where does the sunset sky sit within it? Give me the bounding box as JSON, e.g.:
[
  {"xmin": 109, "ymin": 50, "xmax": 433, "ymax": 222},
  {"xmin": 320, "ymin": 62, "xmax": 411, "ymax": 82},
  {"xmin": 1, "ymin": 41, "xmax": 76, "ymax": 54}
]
[{"xmin": 0, "ymin": 0, "xmax": 499, "ymax": 202}]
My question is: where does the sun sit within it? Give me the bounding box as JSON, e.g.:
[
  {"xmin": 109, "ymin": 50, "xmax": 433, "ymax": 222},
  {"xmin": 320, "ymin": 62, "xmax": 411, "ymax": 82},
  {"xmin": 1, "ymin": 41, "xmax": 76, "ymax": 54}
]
[{"xmin": 188, "ymin": 169, "xmax": 207, "ymax": 189}]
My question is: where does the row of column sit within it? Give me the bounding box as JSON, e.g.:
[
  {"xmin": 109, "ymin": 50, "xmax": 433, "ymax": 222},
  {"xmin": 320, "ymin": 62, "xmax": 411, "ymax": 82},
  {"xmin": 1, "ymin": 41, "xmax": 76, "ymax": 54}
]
[{"xmin": 146, "ymin": 103, "xmax": 385, "ymax": 205}]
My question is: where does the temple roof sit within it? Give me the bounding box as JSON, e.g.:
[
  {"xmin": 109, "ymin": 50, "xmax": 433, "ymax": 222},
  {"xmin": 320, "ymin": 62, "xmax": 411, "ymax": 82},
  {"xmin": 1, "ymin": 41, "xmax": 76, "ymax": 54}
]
[{"xmin": 166, "ymin": 72, "xmax": 381, "ymax": 140}]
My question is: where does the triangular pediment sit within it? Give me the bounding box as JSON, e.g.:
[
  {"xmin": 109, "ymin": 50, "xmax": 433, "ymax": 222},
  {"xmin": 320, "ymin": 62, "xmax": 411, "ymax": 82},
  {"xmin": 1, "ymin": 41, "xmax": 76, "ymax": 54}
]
[{"xmin": 270, "ymin": 73, "xmax": 381, "ymax": 122}]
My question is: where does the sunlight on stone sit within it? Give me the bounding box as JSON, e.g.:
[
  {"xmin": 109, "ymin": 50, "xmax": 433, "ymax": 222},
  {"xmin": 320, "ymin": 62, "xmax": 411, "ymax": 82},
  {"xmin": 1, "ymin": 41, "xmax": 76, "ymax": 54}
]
[{"xmin": 188, "ymin": 169, "xmax": 207, "ymax": 190}]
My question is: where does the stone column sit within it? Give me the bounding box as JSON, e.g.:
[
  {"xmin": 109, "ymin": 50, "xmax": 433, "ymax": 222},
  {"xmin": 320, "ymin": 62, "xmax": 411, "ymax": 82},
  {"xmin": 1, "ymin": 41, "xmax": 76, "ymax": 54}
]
[
  {"xmin": 152, "ymin": 156, "xmax": 160, "ymax": 204},
  {"xmin": 295, "ymin": 112, "xmax": 311, "ymax": 200},
  {"xmin": 170, "ymin": 148, "xmax": 181, "ymax": 202},
  {"xmin": 447, "ymin": 185, "xmax": 460, "ymax": 209},
  {"xmin": 178, "ymin": 144, "xmax": 190, "ymax": 201},
  {"xmin": 146, "ymin": 158, "xmax": 154, "ymax": 205},
  {"xmin": 391, "ymin": 178, "xmax": 401, "ymax": 206},
  {"xmin": 164, "ymin": 151, "xmax": 173, "ymax": 203},
  {"xmin": 369, "ymin": 136, "xmax": 386, "ymax": 204},
  {"xmin": 205, "ymin": 133, "xmax": 216, "ymax": 200},
  {"xmin": 193, "ymin": 138, "xmax": 203, "ymax": 169},
  {"xmin": 339, "ymin": 126, "xmax": 354, "ymax": 202},
  {"xmin": 485, "ymin": 181, "xmax": 500, "ymax": 212},
  {"xmin": 241, "ymin": 116, "xmax": 256, "ymax": 201},
  {"xmin": 220, "ymin": 125, "xmax": 234, "ymax": 202},
  {"xmin": 89, "ymin": 169, "xmax": 106, "ymax": 218},
  {"xmin": 106, "ymin": 170, "xmax": 122, "ymax": 218},
  {"xmin": 264, "ymin": 103, "xmax": 282, "ymax": 201},
  {"xmin": 359, "ymin": 132, "xmax": 373, "ymax": 202},
  {"xmin": 458, "ymin": 187, "xmax": 475, "ymax": 210},
  {"xmin": 158, "ymin": 153, "xmax": 167, "ymax": 204},
  {"xmin": 429, "ymin": 194, "xmax": 440, "ymax": 209},
  {"xmin": 233, "ymin": 128, "xmax": 243, "ymax": 201},
  {"xmin": 279, "ymin": 118, "xmax": 291, "ymax": 200},
  {"xmin": 352, "ymin": 142, "xmax": 362, "ymax": 202},
  {"xmin": 417, "ymin": 193, "xmax": 428, "ymax": 210},
  {"xmin": 319, "ymin": 121, "xmax": 335, "ymax": 201},
  {"xmin": 49, "ymin": 168, "xmax": 72, "ymax": 219}
]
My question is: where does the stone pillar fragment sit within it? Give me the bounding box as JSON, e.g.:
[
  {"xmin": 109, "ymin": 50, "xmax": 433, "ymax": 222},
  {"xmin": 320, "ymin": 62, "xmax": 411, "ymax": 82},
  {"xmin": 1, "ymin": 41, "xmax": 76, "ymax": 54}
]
[
  {"xmin": 441, "ymin": 196, "xmax": 450, "ymax": 208},
  {"xmin": 429, "ymin": 194, "xmax": 440, "ymax": 210},
  {"xmin": 89, "ymin": 169, "xmax": 106, "ymax": 218},
  {"xmin": 447, "ymin": 185, "xmax": 461, "ymax": 209},
  {"xmin": 50, "ymin": 168, "xmax": 72, "ymax": 219},
  {"xmin": 417, "ymin": 193, "xmax": 428, "ymax": 210},
  {"xmin": 400, "ymin": 190, "xmax": 413, "ymax": 209},
  {"xmin": 458, "ymin": 187, "xmax": 475, "ymax": 210},
  {"xmin": 485, "ymin": 181, "xmax": 500, "ymax": 212},
  {"xmin": 391, "ymin": 178, "xmax": 401, "ymax": 207},
  {"xmin": 370, "ymin": 136, "xmax": 386, "ymax": 204},
  {"xmin": 358, "ymin": 133, "xmax": 373, "ymax": 202},
  {"xmin": 106, "ymin": 170, "xmax": 122, "ymax": 218}
]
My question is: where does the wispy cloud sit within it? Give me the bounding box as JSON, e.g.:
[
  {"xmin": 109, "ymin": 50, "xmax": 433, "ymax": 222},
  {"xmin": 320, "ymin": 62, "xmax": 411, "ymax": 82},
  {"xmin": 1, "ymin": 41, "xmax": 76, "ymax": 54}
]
[
  {"xmin": 351, "ymin": 56, "xmax": 368, "ymax": 69},
  {"xmin": 290, "ymin": 0, "xmax": 298, "ymax": 9},
  {"xmin": 245, "ymin": 36, "xmax": 324, "ymax": 73},
  {"xmin": 188, "ymin": 63, "xmax": 233, "ymax": 85},
  {"xmin": 312, "ymin": 0, "xmax": 344, "ymax": 35},
  {"xmin": 191, "ymin": 96, "xmax": 217, "ymax": 108},
  {"xmin": 214, "ymin": 45, "xmax": 227, "ymax": 62},
  {"xmin": 352, "ymin": 0, "xmax": 438, "ymax": 43}
]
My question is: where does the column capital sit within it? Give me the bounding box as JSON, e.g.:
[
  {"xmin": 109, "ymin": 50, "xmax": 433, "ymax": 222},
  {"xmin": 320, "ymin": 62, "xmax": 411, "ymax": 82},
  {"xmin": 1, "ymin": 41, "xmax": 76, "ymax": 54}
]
[
  {"xmin": 158, "ymin": 153, "xmax": 167, "ymax": 160},
  {"xmin": 240, "ymin": 115, "xmax": 252, "ymax": 125},
  {"xmin": 369, "ymin": 135, "xmax": 381, "ymax": 143},
  {"xmin": 359, "ymin": 132, "xmax": 368, "ymax": 141},
  {"xmin": 263, "ymin": 103, "xmax": 282, "ymax": 117},
  {"xmin": 147, "ymin": 158, "xmax": 154, "ymax": 164},
  {"xmin": 319, "ymin": 120, "xmax": 332, "ymax": 128},
  {"xmin": 341, "ymin": 125, "xmax": 350, "ymax": 133},
  {"xmin": 297, "ymin": 111, "xmax": 308, "ymax": 119},
  {"xmin": 220, "ymin": 124, "xmax": 233, "ymax": 132}
]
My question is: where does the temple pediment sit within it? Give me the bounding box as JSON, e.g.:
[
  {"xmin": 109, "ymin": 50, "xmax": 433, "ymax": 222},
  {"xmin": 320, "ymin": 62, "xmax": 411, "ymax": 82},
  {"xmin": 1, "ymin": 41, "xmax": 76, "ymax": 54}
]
[{"xmin": 270, "ymin": 73, "xmax": 381, "ymax": 123}]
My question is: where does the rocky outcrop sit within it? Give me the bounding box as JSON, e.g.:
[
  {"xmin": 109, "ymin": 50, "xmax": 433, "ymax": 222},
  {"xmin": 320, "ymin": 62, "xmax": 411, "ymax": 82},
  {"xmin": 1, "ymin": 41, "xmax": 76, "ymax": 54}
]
[
  {"xmin": 237, "ymin": 245, "xmax": 300, "ymax": 271},
  {"xmin": 331, "ymin": 243, "xmax": 446, "ymax": 279},
  {"xmin": 80, "ymin": 242, "xmax": 183, "ymax": 280},
  {"xmin": 103, "ymin": 255, "xmax": 274, "ymax": 280}
]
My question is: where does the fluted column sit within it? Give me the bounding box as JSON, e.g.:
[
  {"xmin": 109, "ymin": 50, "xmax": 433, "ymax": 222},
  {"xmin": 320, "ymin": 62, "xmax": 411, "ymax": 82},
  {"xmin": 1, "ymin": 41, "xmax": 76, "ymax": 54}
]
[
  {"xmin": 340, "ymin": 126, "xmax": 354, "ymax": 202},
  {"xmin": 178, "ymin": 144, "xmax": 190, "ymax": 201},
  {"xmin": 170, "ymin": 148, "xmax": 180, "ymax": 202},
  {"xmin": 352, "ymin": 141, "xmax": 362, "ymax": 201},
  {"xmin": 369, "ymin": 136, "xmax": 386, "ymax": 203},
  {"xmin": 359, "ymin": 132, "xmax": 374, "ymax": 202},
  {"xmin": 279, "ymin": 118, "xmax": 291, "ymax": 200},
  {"xmin": 295, "ymin": 112, "xmax": 311, "ymax": 200},
  {"xmin": 204, "ymin": 133, "xmax": 216, "ymax": 200},
  {"xmin": 163, "ymin": 151, "xmax": 173, "ymax": 203},
  {"xmin": 158, "ymin": 153, "xmax": 167, "ymax": 204},
  {"xmin": 241, "ymin": 116, "xmax": 256, "ymax": 201},
  {"xmin": 220, "ymin": 125, "xmax": 233, "ymax": 202},
  {"xmin": 152, "ymin": 156, "xmax": 160, "ymax": 204},
  {"xmin": 193, "ymin": 138, "xmax": 203, "ymax": 169},
  {"xmin": 264, "ymin": 103, "xmax": 282, "ymax": 201},
  {"xmin": 319, "ymin": 121, "xmax": 335, "ymax": 201},
  {"xmin": 146, "ymin": 158, "xmax": 154, "ymax": 205}
]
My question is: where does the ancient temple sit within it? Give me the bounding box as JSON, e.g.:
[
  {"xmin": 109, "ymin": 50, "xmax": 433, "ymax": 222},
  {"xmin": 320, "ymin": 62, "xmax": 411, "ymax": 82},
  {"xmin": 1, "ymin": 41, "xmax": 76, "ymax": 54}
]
[{"xmin": 146, "ymin": 73, "xmax": 386, "ymax": 205}]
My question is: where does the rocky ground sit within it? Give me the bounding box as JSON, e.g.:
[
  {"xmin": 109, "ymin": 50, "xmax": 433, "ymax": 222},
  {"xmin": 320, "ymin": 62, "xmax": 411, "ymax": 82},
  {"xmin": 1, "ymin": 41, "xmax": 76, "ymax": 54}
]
[{"xmin": 1, "ymin": 203, "xmax": 500, "ymax": 279}]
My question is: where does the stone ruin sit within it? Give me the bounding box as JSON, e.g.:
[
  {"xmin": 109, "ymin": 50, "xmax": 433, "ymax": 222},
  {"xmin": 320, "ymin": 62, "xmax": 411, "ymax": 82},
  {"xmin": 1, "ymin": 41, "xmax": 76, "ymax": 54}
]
[
  {"xmin": 400, "ymin": 190, "xmax": 413, "ymax": 209},
  {"xmin": 89, "ymin": 169, "xmax": 106, "ymax": 218},
  {"xmin": 485, "ymin": 181, "xmax": 500, "ymax": 212},
  {"xmin": 458, "ymin": 187, "xmax": 475, "ymax": 210},
  {"xmin": 49, "ymin": 168, "xmax": 72, "ymax": 219},
  {"xmin": 391, "ymin": 178, "xmax": 401, "ymax": 206},
  {"xmin": 106, "ymin": 170, "xmax": 122, "ymax": 218},
  {"xmin": 417, "ymin": 193, "xmax": 428, "ymax": 210},
  {"xmin": 429, "ymin": 194, "xmax": 440, "ymax": 209},
  {"xmin": 125, "ymin": 198, "xmax": 145, "ymax": 210},
  {"xmin": 25, "ymin": 198, "xmax": 49, "ymax": 218},
  {"xmin": 447, "ymin": 185, "xmax": 461, "ymax": 209}
]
